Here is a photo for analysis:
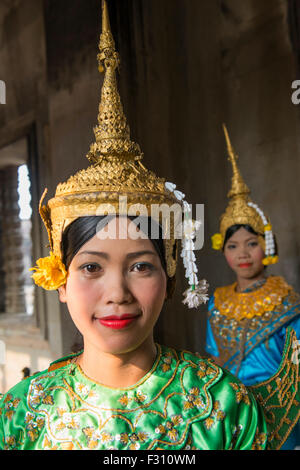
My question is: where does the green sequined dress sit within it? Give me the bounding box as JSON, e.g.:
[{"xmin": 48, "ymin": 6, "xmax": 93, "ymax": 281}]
[{"xmin": 0, "ymin": 332, "xmax": 298, "ymax": 450}]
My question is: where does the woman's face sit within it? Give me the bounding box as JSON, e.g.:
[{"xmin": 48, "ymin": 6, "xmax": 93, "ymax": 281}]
[
  {"xmin": 58, "ymin": 218, "xmax": 167, "ymax": 355},
  {"xmin": 223, "ymin": 227, "xmax": 265, "ymax": 280}
]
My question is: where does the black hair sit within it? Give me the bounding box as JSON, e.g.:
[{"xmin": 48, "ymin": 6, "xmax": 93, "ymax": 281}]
[
  {"xmin": 223, "ymin": 224, "xmax": 259, "ymax": 248},
  {"xmin": 61, "ymin": 215, "xmax": 176, "ymax": 297},
  {"xmin": 223, "ymin": 223, "xmax": 278, "ymax": 256}
]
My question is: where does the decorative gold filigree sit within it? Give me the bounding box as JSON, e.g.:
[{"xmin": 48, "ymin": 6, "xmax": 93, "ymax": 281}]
[
  {"xmin": 210, "ymin": 288, "xmax": 300, "ymax": 370},
  {"xmin": 249, "ymin": 327, "xmax": 300, "ymax": 450},
  {"xmin": 214, "ymin": 276, "xmax": 291, "ymax": 321},
  {"xmin": 91, "ymin": 0, "xmax": 141, "ymax": 161}
]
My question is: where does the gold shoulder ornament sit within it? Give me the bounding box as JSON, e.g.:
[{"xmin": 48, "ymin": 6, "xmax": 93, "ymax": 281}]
[{"xmin": 214, "ymin": 276, "xmax": 291, "ymax": 321}]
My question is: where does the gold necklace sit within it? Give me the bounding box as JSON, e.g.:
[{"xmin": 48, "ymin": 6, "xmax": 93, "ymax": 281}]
[{"xmin": 214, "ymin": 276, "xmax": 291, "ymax": 321}]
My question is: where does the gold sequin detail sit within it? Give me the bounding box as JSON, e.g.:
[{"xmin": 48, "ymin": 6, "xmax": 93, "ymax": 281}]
[{"xmin": 214, "ymin": 276, "xmax": 291, "ymax": 321}]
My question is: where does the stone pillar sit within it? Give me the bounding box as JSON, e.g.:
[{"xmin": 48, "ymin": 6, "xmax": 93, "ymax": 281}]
[
  {"xmin": 22, "ymin": 218, "xmax": 34, "ymax": 315},
  {"xmin": 2, "ymin": 166, "xmax": 26, "ymax": 313},
  {"xmin": 0, "ymin": 170, "xmax": 5, "ymax": 313}
]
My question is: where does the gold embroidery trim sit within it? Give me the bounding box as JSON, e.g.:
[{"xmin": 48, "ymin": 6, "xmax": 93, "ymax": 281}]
[
  {"xmin": 214, "ymin": 276, "xmax": 291, "ymax": 321},
  {"xmin": 210, "ymin": 290, "xmax": 300, "ymax": 368},
  {"xmin": 249, "ymin": 328, "xmax": 300, "ymax": 450}
]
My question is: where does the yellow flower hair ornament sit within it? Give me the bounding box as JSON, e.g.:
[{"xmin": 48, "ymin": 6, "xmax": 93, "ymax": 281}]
[
  {"xmin": 211, "ymin": 233, "xmax": 223, "ymax": 251},
  {"xmin": 262, "ymin": 255, "xmax": 279, "ymax": 266},
  {"xmin": 30, "ymin": 252, "xmax": 68, "ymax": 291}
]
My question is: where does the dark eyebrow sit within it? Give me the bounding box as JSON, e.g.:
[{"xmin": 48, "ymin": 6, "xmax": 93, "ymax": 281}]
[
  {"xmin": 77, "ymin": 251, "xmax": 109, "ymax": 260},
  {"xmin": 228, "ymin": 236, "xmax": 257, "ymax": 244},
  {"xmin": 76, "ymin": 250, "xmax": 157, "ymax": 260},
  {"xmin": 126, "ymin": 250, "xmax": 157, "ymax": 260}
]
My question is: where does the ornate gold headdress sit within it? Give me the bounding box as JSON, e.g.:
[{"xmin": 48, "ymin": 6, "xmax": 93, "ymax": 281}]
[
  {"xmin": 211, "ymin": 124, "xmax": 278, "ymax": 265},
  {"xmin": 30, "ymin": 0, "xmax": 208, "ymax": 308}
]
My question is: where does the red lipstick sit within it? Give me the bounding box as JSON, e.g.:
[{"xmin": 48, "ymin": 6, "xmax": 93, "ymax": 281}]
[
  {"xmin": 238, "ymin": 263, "xmax": 252, "ymax": 268},
  {"xmin": 98, "ymin": 314, "xmax": 139, "ymax": 329}
]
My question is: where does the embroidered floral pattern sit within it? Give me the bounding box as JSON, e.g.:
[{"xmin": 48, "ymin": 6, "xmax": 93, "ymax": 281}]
[
  {"xmin": 4, "ymin": 435, "xmax": 17, "ymax": 449},
  {"xmin": 204, "ymin": 401, "xmax": 225, "ymax": 429},
  {"xmin": 116, "ymin": 431, "xmax": 148, "ymax": 450},
  {"xmin": 83, "ymin": 427, "xmax": 114, "ymax": 449},
  {"xmin": 55, "ymin": 413, "xmax": 80, "ymax": 433},
  {"xmin": 29, "ymin": 383, "xmax": 54, "ymax": 407},
  {"xmin": 75, "ymin": 383, "xmax": 89, "ymax": 395},
  {"xmin": 230, "ymin": 382, "xmax": 251, "ymax": 406},
  {"xmin": 155, "ymin": 415, "xmax": 183, "ymax": 441},
  {"xmin": 161, "ymin": 351, "xmax": 174, "ymax": 372},
  {"xmin": 184, "ymin": 387, "xmax": 205, "ymax": 410},
  {"xmin": 24, "ymin": 411, "xmax": 45, "ymax": 442},
  {"xmin": 75, "ymin": 383, "xmax": 98, "ymax": 402},
  {"xmin": 3, "ymin": 394, "xmax": 20, "ymax": 420},
  {"xmin": 251, "ymin": 428, "xmax": 267, "ymax": 450},
  {"xmin": 118, "ymin": 390, "xmax": 147, "ymax": 407},
  {"xmin": 197, "ymin": 362, "xmax": 216, "ymax": 379},
  {"xmin": 118, "ymin": 394, "xmax": 130, "ymax": 406}
]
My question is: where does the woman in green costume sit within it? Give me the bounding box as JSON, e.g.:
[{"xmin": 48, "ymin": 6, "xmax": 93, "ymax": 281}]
[
  {"xmin": 0, "ymin": 0, "xmax": 299, "ymax": 451},
  {"xmin": 0, "ymin": 213, "xmax": 269, "ymax": 451}
]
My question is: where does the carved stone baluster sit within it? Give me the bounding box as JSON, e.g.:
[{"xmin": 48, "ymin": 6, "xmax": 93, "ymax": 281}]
[{"xmin": 2, "ymin": 166, "xmax": 26, "ymax": 313}]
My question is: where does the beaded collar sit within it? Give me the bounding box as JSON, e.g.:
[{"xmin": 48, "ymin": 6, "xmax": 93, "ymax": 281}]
[{"xmin": 214, "ymin": 276, "xmax": 291, "ymax": 321}]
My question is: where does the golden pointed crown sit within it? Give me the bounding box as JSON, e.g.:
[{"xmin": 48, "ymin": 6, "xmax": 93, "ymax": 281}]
[
  {"xmin": 37, "ymin": 0, "xmax": 179, "ymax": 282},
  {"xmin": 218, "ymin": 125, "xmax": 269, "ymax": 241},
  {"xmin": 211, "ymin": 125, "xmax": 278, "ymax": 265}
]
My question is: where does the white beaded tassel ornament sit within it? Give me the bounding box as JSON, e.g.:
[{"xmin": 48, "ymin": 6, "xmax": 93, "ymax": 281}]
[
  {"xmin": 165, "ymin": 182, "xmax": 209, "ymax": 308},
  {"xmin": 247, "ymin": 201, "xmax": 277, "ymax": 264}
]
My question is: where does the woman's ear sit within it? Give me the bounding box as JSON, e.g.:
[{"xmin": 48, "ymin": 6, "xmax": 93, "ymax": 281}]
[{"xmin": 58, "ymin": 285, "xmax": 67, "ymax": 303}]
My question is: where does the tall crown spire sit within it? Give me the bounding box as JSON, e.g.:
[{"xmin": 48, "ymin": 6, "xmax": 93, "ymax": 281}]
[
  {"xmin": 219, "ymin": 123, "xmax": 264, "ymax": 241},
  {"xmin": 213, "ymin": 124, "xmax": 277, "ymax": 265},
  {"xmin": 87, "ymin": 0, "xmax": 142, "ymax": 163},
  {"xmin": 101, "ymin": 0, "xmax": 112, "ymax": 37},
  {"xmin": 222, "ymin": 124, "xmax": 250, "ymax": 200}
]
